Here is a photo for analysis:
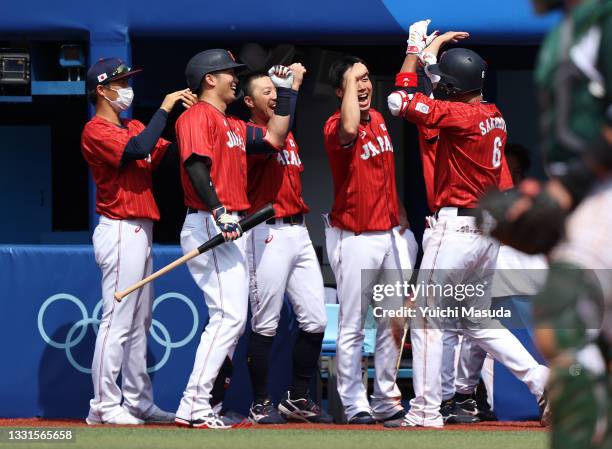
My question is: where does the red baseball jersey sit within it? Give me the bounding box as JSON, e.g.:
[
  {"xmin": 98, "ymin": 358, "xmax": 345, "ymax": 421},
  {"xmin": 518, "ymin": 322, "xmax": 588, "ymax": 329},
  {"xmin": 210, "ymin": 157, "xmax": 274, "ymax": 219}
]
[
  {"xmin": 416, "ymin": 125, "xmax": 439, "ymax": 212},
  {"xmin": 81, "ymin": 116, "xmax": 170, "ymax": 220},
  {"xmin": 405, "ymin": 93, "xmax": 508, "ymax": 210},
  {"xmin": 417, "ymin": 125, "xmax": 513, "ymax": 212},
  {"xmin": 324, "ymin": 108, "xmax": 399, "ymax": 233},
  {"xmin": 176, "ymin": 101, "xmax": 250, "ymax": 212},
  {"xmin": 247, "ymin": 131, "xmax": 309, "ymax": 217}
]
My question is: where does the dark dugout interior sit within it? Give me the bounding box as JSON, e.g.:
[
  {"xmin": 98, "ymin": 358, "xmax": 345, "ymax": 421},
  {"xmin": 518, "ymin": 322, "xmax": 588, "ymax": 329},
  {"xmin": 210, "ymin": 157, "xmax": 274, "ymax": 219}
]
[{"xmin": 0, "ymin": 38, "xmax": 544, "ymax": 254}]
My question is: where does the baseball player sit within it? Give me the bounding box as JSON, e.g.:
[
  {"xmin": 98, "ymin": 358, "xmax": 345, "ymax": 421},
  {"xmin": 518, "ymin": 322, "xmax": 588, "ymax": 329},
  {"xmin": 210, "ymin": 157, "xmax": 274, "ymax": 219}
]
[
  {"xmin": 81, "ymin": 58, "xmax": 195, "ymax": 425},
  {"xmin": 242, "ymin": 65, "xmax": 331, "ymax": 424},
  {"xmin": 481, "ymin": 1, "xmax": 612, "ymax": 447},
  {"xmin": 323, "ymin": 56, "xmax": 419, "ymax": 424},
  {"xmin": 449, "ymin": 144, "xmax": 550, "ymax": 423},
  {"xmin": 405, "ymin": 34, "xmax": 550, "ymax": 425},
  {"xmin": 174, "ymin": 49, "xmax": 294, "ymax": 429},
  {"xmin": 384, "ymin": 20, "xmax": 548, "ymax": 428}
]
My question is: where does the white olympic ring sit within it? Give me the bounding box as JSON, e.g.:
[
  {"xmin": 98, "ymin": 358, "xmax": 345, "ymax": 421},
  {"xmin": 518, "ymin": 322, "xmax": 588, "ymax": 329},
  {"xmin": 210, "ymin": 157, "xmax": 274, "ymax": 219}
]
[{"xmin": 37, "ymin": 292, "xmax": 199, "ymax": 374}]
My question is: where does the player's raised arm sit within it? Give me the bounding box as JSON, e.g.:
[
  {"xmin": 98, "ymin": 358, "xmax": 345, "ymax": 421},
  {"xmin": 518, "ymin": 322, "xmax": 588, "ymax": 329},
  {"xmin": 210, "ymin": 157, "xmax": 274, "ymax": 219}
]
[
  {"xmin": 244, "ymin": 64, "xmax": 305, "ymax": 154},
  {"xmin": 123, "ymin": 88, "xmax": 196, "ymax": 164},
  {"xmin": 387, "ymin": 19, "xmax": 437, "ymax": 118},
  {"xmin": 337, "ymin": 62, "xmax": 369, "ymax": 145},
  {"xmin": 288, "ymin": 63, "xmax": 306, "ymax": 130},
  {"xmin": 261, "ymin": 65, "xmax": 294, "ymax": 148}
]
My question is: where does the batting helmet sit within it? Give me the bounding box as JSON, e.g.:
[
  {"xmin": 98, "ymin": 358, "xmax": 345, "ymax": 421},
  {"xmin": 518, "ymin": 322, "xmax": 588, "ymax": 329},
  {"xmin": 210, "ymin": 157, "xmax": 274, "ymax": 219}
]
[
  {"xmin": 185, "ymin": 49, "xmax": 246, "ymax": 93},
  {"xmin": 427, "ymin": 48, "xmax": 487, "ymax": 99}
]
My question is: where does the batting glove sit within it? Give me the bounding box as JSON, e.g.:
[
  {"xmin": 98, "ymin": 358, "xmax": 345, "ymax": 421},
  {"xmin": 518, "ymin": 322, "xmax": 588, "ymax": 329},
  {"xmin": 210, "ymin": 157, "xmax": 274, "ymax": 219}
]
[
  {"xmin": 419, "ymin": 51, "xmax": 437, "ymax": 68},
  {"xmin": 268, "ymin": 65, "xmax": 294, "ymax": 89},
  {"xmin": 212, "ymin": 206, "xmax": 243, "ymax": 241},
  {"xmin": 406, "ymin": 19, "xmax": 438, "ymax": 55}
]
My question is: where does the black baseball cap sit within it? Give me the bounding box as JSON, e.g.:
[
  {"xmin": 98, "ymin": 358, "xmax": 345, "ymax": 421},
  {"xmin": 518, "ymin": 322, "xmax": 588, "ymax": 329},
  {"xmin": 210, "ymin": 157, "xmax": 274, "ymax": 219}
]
[{"xmin": 86, "ymin": 58, "xmax": 142, "ymax": 92}]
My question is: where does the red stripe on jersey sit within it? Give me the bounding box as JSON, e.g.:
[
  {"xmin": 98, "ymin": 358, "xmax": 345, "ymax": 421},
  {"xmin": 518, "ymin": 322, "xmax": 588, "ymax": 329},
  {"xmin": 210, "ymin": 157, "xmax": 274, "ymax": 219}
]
[
  {"xmin": 176, "ymin": 101, "xmax": 250, "ymax": 212},
  {"xmin": 406, "ymin": 93, "xmax": 508, "ymax": 210},
  {"xmin": 323, "ymin": 108, "xmax": 399, "ymax": 233},
  {"xmin": 247, "ymin": 131, "xmax": 309, "ymax": 217},
  {"xmin": 81, "ymin": 116, "xmax": 170, "ymax": 220}
]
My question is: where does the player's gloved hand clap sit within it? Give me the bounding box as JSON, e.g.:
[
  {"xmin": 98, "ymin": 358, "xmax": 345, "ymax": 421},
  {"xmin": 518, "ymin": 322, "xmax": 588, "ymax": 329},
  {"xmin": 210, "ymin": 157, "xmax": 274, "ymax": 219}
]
[
  {"xmin": 477, "ymin": 179, "xmax": 568, "ymax": 255},
  {"xmin": 406, "ymin": 19, "xmax": 439, "ymax": 55},
  {"xmin": 289, "ymin": 63, "xmax": 307, "ymax": 90},
  {"xmin": 268, "ymin": 65, "xmax": 294, "ymax": 89},
  {"xmin": 212, "ymin": 206, "xmax": 243, "ymax": 241},
  {"xmin": 419, "ymin": 51, "xmax": 437, "ymax": 67}
]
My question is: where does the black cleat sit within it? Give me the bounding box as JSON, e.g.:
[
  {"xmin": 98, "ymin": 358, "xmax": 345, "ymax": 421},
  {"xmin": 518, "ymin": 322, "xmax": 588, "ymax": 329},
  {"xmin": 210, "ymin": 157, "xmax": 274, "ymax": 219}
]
[
  {"xmin": 440, "ymin": 399, "xmax": 480, "ymax": 424},
  {"xmin": 376, "ymin": 410, "xmax": 406, "ymax": 423},
  {"xmin": 278, "ymin": 391, "xmax": 333, "ymax": 423},
  {"xmin": 347, "ymin": 411, "xmax": 376, "ymax": 425},
  {"xmin": 249, "ymin": 399, "xmax": 287, "ymax": 425}
]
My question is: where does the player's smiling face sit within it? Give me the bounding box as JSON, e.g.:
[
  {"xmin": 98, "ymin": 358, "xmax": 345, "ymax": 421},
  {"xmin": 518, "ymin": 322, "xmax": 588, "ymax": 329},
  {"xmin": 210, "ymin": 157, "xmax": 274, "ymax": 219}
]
[
  {"xmin": 355, "ymin": 71, "xmax": 372, "ymax": 111},
  {"xmin": 246, "ymin": 76, "xmax": 277, "ymax": 121},
  {"xmin": 337, "ymin": 63, "xmax": 373, "ymax": 112},
  {"xmin": 210, "ymin": 69, "xmax": 239, "ymax": 104}
]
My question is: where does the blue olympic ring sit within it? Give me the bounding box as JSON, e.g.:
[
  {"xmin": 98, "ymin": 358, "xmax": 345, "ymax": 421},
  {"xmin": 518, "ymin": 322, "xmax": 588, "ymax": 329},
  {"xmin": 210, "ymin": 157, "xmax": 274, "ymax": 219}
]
[{"xmin": 37, "ymin": 292, "xmax": 199, "ymax": 374}]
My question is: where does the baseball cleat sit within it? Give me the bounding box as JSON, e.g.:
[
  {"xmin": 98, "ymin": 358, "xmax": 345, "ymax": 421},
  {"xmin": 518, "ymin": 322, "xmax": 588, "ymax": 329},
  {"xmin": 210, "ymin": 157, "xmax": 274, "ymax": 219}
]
[
  {"xmin": 383, "ymin": 414, "xmax": 418, "ymax": 428},
  {"xmin": 538, "ymin": 393, "xmax": 551, "ymax": 427},
  {"xmin": 249, "ymin": 399, "xmax": 287, "ymax": 424},
  {"xmin": 477, "ymin": 408, "xmax": 498, "ymax": 421},
  {"xmin": 86, "ymin": 410, "xmax": 144, "ymax": 425},
  {"xmin": 175, "ymin": 412, "xmax": 237, "ymax": 429},
  {"xmin": 221, "ymin": 410, "xmax": 253, "ymax": 428},
  {"xmin": 440, "ymin": 399, "xmax": 480, "ymax": 424},
  {"xmin": 347, "ymin": 411, "xmax": 376, "ymax": 425},
  {"xmin": 453, "ymin": 394, "xmax": 479, "ymax": 416},
  {"xmin": 375, "ymin": 410, "xmax": 406, "ymax": 423},
  {"xmin": 143, "ymin": 404, "xmax": 176, "ymax": 424},
  {"xmin": 278, "ymin": 391, "xmax": 333, "ymax": 423}
]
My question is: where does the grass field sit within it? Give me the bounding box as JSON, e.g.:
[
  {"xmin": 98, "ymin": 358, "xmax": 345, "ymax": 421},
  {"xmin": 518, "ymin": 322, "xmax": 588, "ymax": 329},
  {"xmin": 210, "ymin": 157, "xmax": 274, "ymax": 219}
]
[{"xmin": 0, "ymin": 422, "xmax": 548, "ymax": 449}]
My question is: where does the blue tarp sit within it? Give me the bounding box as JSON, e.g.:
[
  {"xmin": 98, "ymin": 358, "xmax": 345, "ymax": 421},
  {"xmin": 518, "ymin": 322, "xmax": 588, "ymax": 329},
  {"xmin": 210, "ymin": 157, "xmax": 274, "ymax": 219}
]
[{"xmin": 1, "ymin": 0, "xmax": 560, "ymax": 43}]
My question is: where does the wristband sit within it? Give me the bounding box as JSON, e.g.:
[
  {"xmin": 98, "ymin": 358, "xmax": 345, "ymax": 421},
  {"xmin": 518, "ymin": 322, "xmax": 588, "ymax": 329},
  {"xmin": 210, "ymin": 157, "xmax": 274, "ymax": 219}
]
[
  {"xmin": 395, "ymin": 72, "xmax": 418, "ymax": 88},
  {"xmin": 274, "ymin": 87, "xmax": 291, "ymax": 116}
]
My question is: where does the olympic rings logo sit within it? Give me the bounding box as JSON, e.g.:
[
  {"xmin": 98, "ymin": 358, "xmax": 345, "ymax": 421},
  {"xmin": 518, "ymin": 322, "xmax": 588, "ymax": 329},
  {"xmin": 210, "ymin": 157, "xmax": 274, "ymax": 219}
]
[{"xmin": 37, "ymin": 292, "xmax": 199, "ymax": 374}]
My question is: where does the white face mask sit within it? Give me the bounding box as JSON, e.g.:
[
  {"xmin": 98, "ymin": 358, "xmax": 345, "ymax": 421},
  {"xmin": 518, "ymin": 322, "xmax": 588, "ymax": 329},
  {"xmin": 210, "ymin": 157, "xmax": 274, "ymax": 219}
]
[{"xmin": 104, "ymin": 86, "xmax": 134, "ymax": 111}]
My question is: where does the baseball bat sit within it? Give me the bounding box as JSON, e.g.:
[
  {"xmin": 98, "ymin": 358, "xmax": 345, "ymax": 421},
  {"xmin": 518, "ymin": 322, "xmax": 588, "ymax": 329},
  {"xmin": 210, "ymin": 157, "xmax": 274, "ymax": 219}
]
[{"xmin": 113, "ymin": 203, "xmax": 275, "ymax": 302}]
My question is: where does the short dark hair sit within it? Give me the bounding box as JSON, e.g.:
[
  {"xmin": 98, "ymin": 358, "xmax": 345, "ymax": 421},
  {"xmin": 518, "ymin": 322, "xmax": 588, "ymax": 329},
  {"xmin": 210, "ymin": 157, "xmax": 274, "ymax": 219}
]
[
  {"xmin": 505, "ymin": 143, "xmax": 532, "ymax": 173},
  {"xmin": 241, "ymin": 71, "xmax": 269, "ymax": 98},
  {"xmin": 328, "ymin": 55, "xmax": 367, "ymax": 90}
]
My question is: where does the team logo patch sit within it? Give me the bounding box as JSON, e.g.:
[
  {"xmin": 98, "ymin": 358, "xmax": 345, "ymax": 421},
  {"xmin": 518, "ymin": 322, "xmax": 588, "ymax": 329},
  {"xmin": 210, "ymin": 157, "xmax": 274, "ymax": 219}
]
[
  {"xmin": 264, "ymin": 235, "xmax": 273, "ymax": 244},
  {"xmin": 415, "ymin": 102, "xmax": 430, "ymax": 114},
  {"xmin": 97, "ymin": 73, "xmax": 108, "ymax": 82}
]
